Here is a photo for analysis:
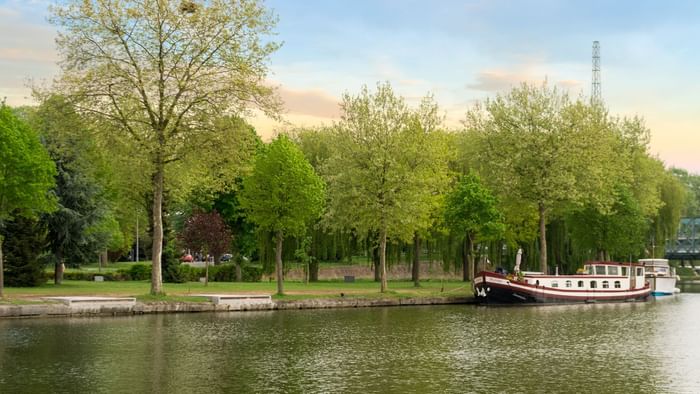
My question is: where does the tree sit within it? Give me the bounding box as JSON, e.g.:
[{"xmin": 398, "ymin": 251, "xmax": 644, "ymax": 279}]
[
  {"xmin": 567, "ymin": 186, "xmax": 647, "ymax": 261},
  {"xmin": 324, "ymin": 83, "xmax": 449, "ymax": 292},
  {"xmin": 0, "ymin": 105, "xmax": 56, "ymax": 297},
  {"xmin": 239, "ymin": 135, "xmax": 324, "ymax": 295},
  {"xmin": 50, "ymin": 0, "xmax": 281, "ymax": 295},
  {"xmin": 671, "ymin": 168, "xmax": 700, "ymax": 217},
  {"xmin": 178, "ymin": 210, "xmax": 232, "ymax": 286},
  {"xmin": 444, "ymin": 174, "xmax": 503, "ymax": 281},
  {"xmin": 43, "ymin": 156, "xmax": 105, "ymax": 283},
  {"xmin": 475, "ymin": 83, "xmax": 620, "ymax": 273},
  {"xmin": 0, "ymin": 216, "xmax": 48, "ymax": 287}
]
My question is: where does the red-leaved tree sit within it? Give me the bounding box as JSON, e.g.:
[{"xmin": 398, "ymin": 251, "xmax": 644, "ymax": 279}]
[{"xmin": 179, "ymin": 210, "xmax": 233, "ymax": 286}]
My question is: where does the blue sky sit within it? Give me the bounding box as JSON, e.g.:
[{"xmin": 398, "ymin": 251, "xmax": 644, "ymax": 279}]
[{"xmin": 1, "ymin": 0, "xmax": 699, "ymax": 172}]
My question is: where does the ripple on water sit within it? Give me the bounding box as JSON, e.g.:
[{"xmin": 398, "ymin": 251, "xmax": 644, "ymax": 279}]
[{"xmin": 2, "ymin": 297, "xmax": 700, "ymax": 393}]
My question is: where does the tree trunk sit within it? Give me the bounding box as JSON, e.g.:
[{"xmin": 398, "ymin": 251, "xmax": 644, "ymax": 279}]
[
  {"xmin": 204, "ymin": 258, "xmax": 209, "ymax": 287},
  {"xmin": 235, "ymin": 260, "xmax": 242, "ymax": 282},
  {"xmin": 412, "ymin": 232, "xmax": 420, "ymax": 287},
  {"xmin": 0, "ymin": 235, "xmax": 4, "ymax": 298},
  {"xmin": 372, "ymin": 243, "xmax": 380, "ymax": 282},
  {"xmin": 275, "ymin": 230, "xmax": 284, "ymax": 295},
  {"xmin": 54, "ymin": 250, "xmax": 64, "ymax": 285},
  {"xmin": 150, "ymin": 161, "xmax": 164, "ymax": 295},
  {"xmin": 597, "ymin": 249, "xmax": 605, "ymax": 261},
  {"xmin": 379, "ymin": 228, "xmax": 388, "ymax": 293},
  {"xmin": 465, "ymin": 234, "xmax": 475, "ymax": 282},
  {"xmin": 309, "ymin": 260, "xmax": 319, "ymax": 282},
  {"xmin": 538, "ymin": 202, "xmax": 548, "ymax": 274}
]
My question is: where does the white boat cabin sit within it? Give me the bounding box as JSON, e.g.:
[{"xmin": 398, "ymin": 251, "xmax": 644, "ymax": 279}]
[
  {"xmin": 521, "ymin": 262, "xmax": 646, "ymax": 291},
  {"xmin": 638, "ymin": 258, "xmax": 675, "ymax": 277}
]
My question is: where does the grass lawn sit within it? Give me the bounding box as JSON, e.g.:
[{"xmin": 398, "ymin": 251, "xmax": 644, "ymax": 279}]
[{"xmin": 2, "ymin": 278, "xmax": 472, "ymax": 302}]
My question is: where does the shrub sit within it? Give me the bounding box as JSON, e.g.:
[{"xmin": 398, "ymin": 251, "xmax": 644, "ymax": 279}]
[
  {"xmin": 115, "ymin": 263, "xmax": 151, "ymax": 280},
  {"xmin": 242, "ymin": 264, "xmax": 263, "ymax": 282}
]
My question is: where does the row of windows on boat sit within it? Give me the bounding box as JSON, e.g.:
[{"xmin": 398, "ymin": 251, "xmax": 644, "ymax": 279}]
[
  {"xmin": 583, "ymin": 265, "xmax": 644, "ymax": 276},
  {"xmin": 536, "ymin": 280, "xmax": 623, "ymax": 289}
]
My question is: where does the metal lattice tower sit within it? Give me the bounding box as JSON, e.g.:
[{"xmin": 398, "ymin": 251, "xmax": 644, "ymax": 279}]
[{"xmin": 591, "ymin": 41, "xmax": 601, "ymax": 104}]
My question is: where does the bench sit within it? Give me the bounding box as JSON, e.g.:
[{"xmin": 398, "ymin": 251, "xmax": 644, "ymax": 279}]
[
  {"xmin": 41, "ymin": 296, "xmax": 136, "ymax": 308},
  {"xmin": 195, "ymin": 294, "xmax": 273, "ymax": 308}
]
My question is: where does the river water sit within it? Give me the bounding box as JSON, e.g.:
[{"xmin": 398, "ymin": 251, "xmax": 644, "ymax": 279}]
[{"xmin": 2, "ymin": 292, "xmax": 700, "ymax": 393}]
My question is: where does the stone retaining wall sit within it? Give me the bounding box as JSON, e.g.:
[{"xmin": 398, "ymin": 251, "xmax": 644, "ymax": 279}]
[{"xmin": 0, "ymin": 296, "xmax": 474, "ymax": 319}]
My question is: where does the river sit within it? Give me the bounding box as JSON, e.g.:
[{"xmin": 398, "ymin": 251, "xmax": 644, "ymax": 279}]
[{"xmin": 2, "ymin": 291, "xmax": 700, "ymax": 393}]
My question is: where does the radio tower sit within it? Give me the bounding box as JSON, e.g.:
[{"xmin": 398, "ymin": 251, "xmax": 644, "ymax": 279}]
[{"xmin": 591, "ymin": 41, "xmax": 602, "ymax": 105}]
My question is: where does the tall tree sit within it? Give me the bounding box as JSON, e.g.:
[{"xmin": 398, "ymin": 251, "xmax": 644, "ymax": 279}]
[
  {"xmin": 0, "ymin": 105, "xmax": 56, "ymax": 297},
  {"xmin": 178, "ymin": 210, "xmax": 232, "ymax": 286},
  {"xmin": 475, "ymin": 83, "xmax": 620, "ymax": 273},
  {"xmin": 51, "ymin": 0, "xmax": 281, "ymax": 295},
  {"xmin": 444, "ymin": 174, "xmax": 504, "ymax": 281},
  {"xmin": 0, "ymin": 216, "xmax": 48, "ymax": 287},
  {"xmin": 324, "ymin": 83, "xmax": 448, "ymax": 292},
  {"xmin": 567, "ymin": 186, "xmax": 647, "ymax": 261},
  {"xmin": 239, "ymin": 136, "xmax": 324, "ymax": 295}
]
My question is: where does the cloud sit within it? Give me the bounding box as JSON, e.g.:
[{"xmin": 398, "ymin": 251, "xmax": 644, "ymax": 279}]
[
  {"xmin": 278, "ymin": 87, "xmax": 341, "ymax": 119},
  {"xmin": 467, "ymin": 69, "xmax": 531, "ymax": 92},
  {"xmin": 557, "ymin": 79, "xmax": 582, "ymax": 89},
  {"xmin": 467, "ymin": 63, "xmax": 584, "ymax": 95}
]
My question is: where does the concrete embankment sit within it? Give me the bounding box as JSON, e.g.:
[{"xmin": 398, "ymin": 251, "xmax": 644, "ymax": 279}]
[{"xmin": 0, "ymin": 296, "xmax": 475, "ymax": 319}]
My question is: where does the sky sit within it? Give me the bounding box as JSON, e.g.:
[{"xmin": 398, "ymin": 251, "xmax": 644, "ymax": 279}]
[{"xmin": 1, "ymin": 0, "xmax": 699, "ymax": 172}]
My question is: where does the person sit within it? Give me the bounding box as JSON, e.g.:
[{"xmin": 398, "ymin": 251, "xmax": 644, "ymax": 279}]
[{"xmin": 514, "ymin": 248, "xmax": 523, "ymax": 273}]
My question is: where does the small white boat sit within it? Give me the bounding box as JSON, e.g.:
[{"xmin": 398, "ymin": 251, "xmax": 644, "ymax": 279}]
[
  {"xmin": 638, "ymin": 258, "xmax": 680, "ymax": 296},
  {"xmin": 474, "ymin": 261, "xmax": 651, "ymax": 305}
]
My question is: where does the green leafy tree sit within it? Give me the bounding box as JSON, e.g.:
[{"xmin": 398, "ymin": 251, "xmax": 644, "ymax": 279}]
[
  {"xmin": 50, "ymin": 0, "xmax": 281, "ymax": 295},
  {"xmin": 671, "ymin": 168, "xmax": 700, "ymax": 216},
  {"xmin": 567, "ymin": 187, "xmax": 647, "ymax": 261},
  {"xmin": 0, "ymin": 105, "xmax": 56, "ymax": 297},
  {"xmin": 239, "ymin": 136, "xmax": 324, "ymax": 295},
  {"xmin": 444, "ymin": 174, "xmax": 504, "ymax": 281},
  {"xmin": 324, "ymin": 83, "xmax": 450, "ymax": 292},
  {"xmin": 475, "ymin": 83, "xmax": 620, "ymax": 273}
]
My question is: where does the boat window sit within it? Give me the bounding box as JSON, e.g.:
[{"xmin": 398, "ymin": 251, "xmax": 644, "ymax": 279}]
[
  {"xmin": 586, "ymin": 266, "xmax": 594, "ymax": 275},
  {"xmin": 621, "ymin": 267, "xmax": 629, "ymax": 276},
  {"xmin": 551, "ymin": 281, "xmax": 558, "ymax": 288},
  {"xmin": 614, "ymin": 281, "xmax": 621, "ymax": 288},
  {"xmin": 608, "ymin": 266, "xmax": 618, "ymax": 276},
  {"xmin": 636, "ymin": 267, "xmax": 644, "ymax": 276},
  {"xmin": 595, "ymin": 266, "xmax": 606, "ymax": 275},
  {"xmin": 566, "ymin": 280, "xmax": 572, "ymax": 288},
  {"xmin": 602, "ymin": 281, "xmax": 609, "ymax": 289},
  {"xmin": 578, "ymin": 280, "xmax": 584, "ymax": 288},
  {"xmin": 590, "ymin": 281, "xmax": 597, "ymax": 288}
]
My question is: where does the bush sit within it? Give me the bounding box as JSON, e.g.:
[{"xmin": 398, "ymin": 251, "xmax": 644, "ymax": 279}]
[
  {"xmin": 115, "ymin": 263, "xmax": 151, "ymax": 280},
  {"xmin": 211, "ymin": 264, "xmax": 237, "ymax": 281},
  {"xmin": 242, "ymin": 264, "xmax": 263, "ymax": 282},
  {"xmin": 60, "ymin": 271, "xmax": 128, "ymax": 281}
]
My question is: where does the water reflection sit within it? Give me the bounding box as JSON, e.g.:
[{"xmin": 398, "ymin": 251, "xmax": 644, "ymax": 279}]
[{"xmin": 1, "ymin": 296, "xmax": 700, "ymax": 393}]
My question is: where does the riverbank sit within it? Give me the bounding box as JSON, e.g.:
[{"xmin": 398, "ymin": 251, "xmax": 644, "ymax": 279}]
[
  {"xmin": 0, "ymin": 279, "xmax": 474, "ymax": 319},
  {"xmin": 0, "ymin": 295, "xmax": 474, "ymax": 319}
]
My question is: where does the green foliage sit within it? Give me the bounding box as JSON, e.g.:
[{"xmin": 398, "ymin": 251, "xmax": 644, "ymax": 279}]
[
  {"xmin": 0, "ymin": 104, "xmax": 57, "ymax": 296},
  {"xmin": 0, "ymin": 105, "xmax": 57, "ymax": 221},
  {"xmin": 0, "ymin": 216, "xmax": 48, "ymax": 287},
  {"xmin": 123, "ymin": 263, "xmax": 152, "ymax": 281},
  {"xmin": 472, "ymin": 83, "xmax": 626, "ymax": 272},
  {"xmin": 240, "ymin": 135, "xmax": 325, "ymax": 237},
  {"xmin": 567, "ymin": 187, "xmax": 647, "ymax": 260},
  {"xmin": 444, "ymin": 173, "xmax": 504, "ymax": 240},
  {"xmin": 50, "ymin": 0, "xmax": 282, "ymax": 295},
  {"xmin": 324, "ymin": 83, "xmax": 451, "ymax": 243},
  {"xmin": 671, "ymin": 168, "xmax": 700, "ymax": 216}
]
